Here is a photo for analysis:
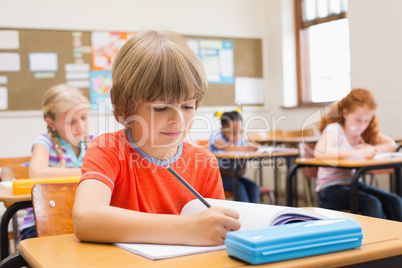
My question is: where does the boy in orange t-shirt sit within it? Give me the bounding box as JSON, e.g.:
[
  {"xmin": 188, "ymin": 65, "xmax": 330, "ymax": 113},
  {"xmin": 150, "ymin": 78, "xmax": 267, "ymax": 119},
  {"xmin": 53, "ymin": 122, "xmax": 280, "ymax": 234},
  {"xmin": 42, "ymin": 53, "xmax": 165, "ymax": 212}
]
[{"xmin": 73, "ymin": 30, "xmax": 240, "ymax": 246}]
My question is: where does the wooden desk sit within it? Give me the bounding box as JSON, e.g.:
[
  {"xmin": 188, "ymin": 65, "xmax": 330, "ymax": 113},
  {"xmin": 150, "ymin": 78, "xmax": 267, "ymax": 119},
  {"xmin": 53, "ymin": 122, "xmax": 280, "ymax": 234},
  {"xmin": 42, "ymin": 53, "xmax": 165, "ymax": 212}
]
[
  {"xmin": 252, "ymin": 136, "xmax": 320, "ymax": 147},
  {"xmin": 286, "ymin": 157, "xmax": 402, "ymax": 213},
  {"xmin": 393, "ymin": 137, "xmax": 402, "ymax": 144},
  {"xmin": 18, "ymin": 208, "xmax": 402, "ymax": 267},
  {"xmin": 214, "ymin": 150, "xmax": 299, "ymax": 203},
  {"xmin": 0, "ymin": 184, "xmax": 32, "ymax": 260}
]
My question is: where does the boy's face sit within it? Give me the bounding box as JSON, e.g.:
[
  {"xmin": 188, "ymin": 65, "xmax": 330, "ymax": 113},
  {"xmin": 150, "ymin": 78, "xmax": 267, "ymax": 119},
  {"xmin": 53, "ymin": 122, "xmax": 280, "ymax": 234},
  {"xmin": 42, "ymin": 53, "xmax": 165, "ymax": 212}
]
[
  {"xmin": 128, "ymin": 99, "xmax": 197, "ymax": 158},
  {"xmin": 222, "ymin": 120, "xmax": 242, "ymax": 144}
]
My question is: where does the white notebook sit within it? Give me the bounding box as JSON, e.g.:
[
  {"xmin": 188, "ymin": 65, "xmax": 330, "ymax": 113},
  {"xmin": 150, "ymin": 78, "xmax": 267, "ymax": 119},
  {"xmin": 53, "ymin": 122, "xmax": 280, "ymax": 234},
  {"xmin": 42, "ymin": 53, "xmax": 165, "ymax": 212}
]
[
  {"xmin": 115, "ymin": 199, "xmax": 327, "ymax": 260},
  {"xmin": 373, "ymin": 152, "xmax": 402, "ymax": 160}
]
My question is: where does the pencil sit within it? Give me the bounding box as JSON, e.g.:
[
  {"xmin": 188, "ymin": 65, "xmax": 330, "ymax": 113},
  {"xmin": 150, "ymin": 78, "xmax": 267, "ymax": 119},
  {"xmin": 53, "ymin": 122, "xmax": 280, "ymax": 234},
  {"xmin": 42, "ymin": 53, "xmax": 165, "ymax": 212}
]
[
  {"xmin": 351, "ymin": 126, "xmax": 366, "ymax": 145},
  {"xmin": 356, "ymin": 135, "xmax": 366, "ymax": 145},
  {"xmin": 166, "ymin": 166, "xmax": 211, "ymax": 208}
]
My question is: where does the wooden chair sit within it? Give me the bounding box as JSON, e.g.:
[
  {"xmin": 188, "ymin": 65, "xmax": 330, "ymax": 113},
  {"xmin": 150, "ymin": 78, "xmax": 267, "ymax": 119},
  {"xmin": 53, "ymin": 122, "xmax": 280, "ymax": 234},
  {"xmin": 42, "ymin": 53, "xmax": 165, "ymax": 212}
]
[
  {"xmin": 195, "ymin": 140, "xmax": 209, "ymax": 148},
  {"xmin": 247, "ymin": 131, "xmax": 282, "ymax": 203},
  {"xmin": 31, "ymin": 183, "xmax": 77, "ymax": 237},
  {"xmin": 298, "ymin": 142, "xmax": 319, "ymax": 207},
  {"xmin": 282, "ymin": 129, "xmax": 317, "ymax": 206},
  {"xmin": 0, "ymin": 183, "xmax": 76, "ymax": 268},
  {"xmin": 1, "ymin": 165, "xmax": 29, "ymax": 182},
  {"xmin": 0, "ymin": 157, "xmax": 31, "ymax": 169},
  {"xmin": 361, "ymin": 143, "xmax": 402, "ymax": 190},
  {"xmin": 282, "ymin": 128, "xmax": 315, "ymax": 138},
  {"xmin": 0, "ymin": 157, "xmax": 30, "ymax": 253},
  {"xmin": 0, "ymin": 156, "xmax": 30, "ymax": 182},
  {"xmin": 248, "ymin": 130, "xmax": 283, "ymax": 146}
]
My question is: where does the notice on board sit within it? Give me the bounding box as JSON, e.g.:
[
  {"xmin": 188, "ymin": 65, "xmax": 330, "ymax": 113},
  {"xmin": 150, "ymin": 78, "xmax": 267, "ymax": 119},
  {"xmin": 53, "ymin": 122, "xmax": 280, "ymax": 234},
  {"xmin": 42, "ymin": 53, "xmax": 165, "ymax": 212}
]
[
  {"xmin": 0, "ymin": 30, "xmax": 19, "ymax": 49},
  {"xmin": 0, "ymin": 87, "xmax": 8, "ymax": 110},
  {"xmin": 0, "ymin": 53, "xmax": 20, "ymax": 72},
  {"xmin": 235, "ymin": 77, "xmax": 264, "ymax": 105}
]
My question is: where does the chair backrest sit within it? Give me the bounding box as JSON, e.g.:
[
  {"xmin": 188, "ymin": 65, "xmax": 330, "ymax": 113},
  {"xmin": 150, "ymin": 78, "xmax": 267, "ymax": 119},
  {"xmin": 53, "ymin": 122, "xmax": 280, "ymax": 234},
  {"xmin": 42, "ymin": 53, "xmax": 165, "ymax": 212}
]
[
  {"xmin": 248, "ymin": 130, "xmax": 283, "ymax": 143},
  {"xmin": 282, "ymin": 128, "xmax": 315, "ymax": 137},
  {"xmin": 32, "ymin": 183, "xmax": 77, "ymax": 237},
  {"xmin": 0, "ymin": 156, "xmax": 31, "ymax": 181},
  {"xmin": 195, "ymin": 140, "xmax": 209, "ymax": 148},
  {"xmin": 1, "ymin": 164, "xmax": 29, "ymax": 181},
  {"xmin": 299, "ymin": 142, "xmax": 318, "ymax": 179},
  {"xmin": 0, "ymin": 156, "xmax": 31, "ymax": 167}
]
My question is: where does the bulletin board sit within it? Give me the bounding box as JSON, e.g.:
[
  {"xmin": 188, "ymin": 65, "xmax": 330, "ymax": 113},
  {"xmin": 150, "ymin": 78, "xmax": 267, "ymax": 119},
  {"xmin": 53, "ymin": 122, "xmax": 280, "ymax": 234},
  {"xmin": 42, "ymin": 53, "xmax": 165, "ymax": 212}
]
[
  {"xmin": 0, "ymin": 28, "xmax": 263, "ymax": 111},
  {"xmin": 0, "ymin": 29, "xmax": 92, "ymax": 111}
]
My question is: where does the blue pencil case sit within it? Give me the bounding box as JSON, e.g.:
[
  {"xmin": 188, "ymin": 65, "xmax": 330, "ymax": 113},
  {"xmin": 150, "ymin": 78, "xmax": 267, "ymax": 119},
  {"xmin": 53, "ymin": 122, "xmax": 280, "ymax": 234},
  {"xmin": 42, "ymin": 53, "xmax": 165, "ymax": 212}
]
[{"xmin": 225, "ymin": 218, "xmax": 363, "ymax": 265}]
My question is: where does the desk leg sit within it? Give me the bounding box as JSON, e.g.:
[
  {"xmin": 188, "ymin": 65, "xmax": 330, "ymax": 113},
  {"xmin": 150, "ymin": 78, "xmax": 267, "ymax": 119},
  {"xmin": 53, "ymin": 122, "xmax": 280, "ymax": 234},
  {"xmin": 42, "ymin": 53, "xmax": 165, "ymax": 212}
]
[
  {"xmin": 394, "ymin": 167, "xmax": 401, "ymax": 196},
  {"xmin": 350, "ymin": 168, "xmax": 367, "ymax": 214},
  {"xmin": 273, "ymin": 158, "xmax": 278, "ymax": 204},
  {"xmin": 0, "ymin": 201, "xmax": 32, "ymax": 261},
  {"xmin": 232, "ymin": 161, "xmax": 239, "ymax": 201},
  {"xmin": 286, "ymin": 163, "xmax": 300, "ymax": 207},
  {"xmin": 258, "ymin": 160, "xmax": 263, "ymax": 203}
]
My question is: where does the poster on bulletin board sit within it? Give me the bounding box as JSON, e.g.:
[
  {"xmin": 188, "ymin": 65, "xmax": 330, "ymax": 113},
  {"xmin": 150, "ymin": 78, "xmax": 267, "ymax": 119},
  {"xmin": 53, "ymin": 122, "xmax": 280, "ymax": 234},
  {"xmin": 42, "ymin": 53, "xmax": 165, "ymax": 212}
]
[
  {"xmin": 89, "ymin": 32, "xmax": 135, "ymax": 109},
  {"xmin": 187, "ymin": 38, "xmax": 234, "ymax": 84}
]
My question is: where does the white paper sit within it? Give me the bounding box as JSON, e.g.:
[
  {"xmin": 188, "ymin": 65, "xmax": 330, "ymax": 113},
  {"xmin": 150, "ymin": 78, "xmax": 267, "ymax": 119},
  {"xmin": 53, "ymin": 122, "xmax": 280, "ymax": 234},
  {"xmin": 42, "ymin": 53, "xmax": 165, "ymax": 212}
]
[
  {"xmin": 0, "ymin": 30, "xmax": 19, "ymax": 49},
  {"xmin": 0, "ymin": 53, "xmax": 20, "ymax": 72},
  {"xmin": 0, "ymin": 76, "xmax": 7, "ymax": 85},
  {"xmin": 116, "ymin": 243, "xmax": 225, "ymax": 260},
  {"xmin": 65, "ymin": 63, "xmax": 90, "ymax": 72},
  {"xmin": 80, "ymin": 46, "xmax": 92, "ymax": 54},
  {"xmin": 0, "ymin": 181, "xmax": 13, "ymax": 189},
  {"xmin": 66, "ymin": 80, "xmax": 90, "ymax": 88},
  {"xmin": 219, "ymin": 48, "xmax": 234, "ymax": 77},
  {"xmin": 0, "ymin": 87, "xmax": 8, "ymax": 110},
  {"xmin": 115, "ymin": 199, "xmax": 327, "ymax": 261},
  {"xmin": 235, "ymin": 77, "xmax": 264, "ymax": 105},
  {"xmin": 34, "ymin": 72, "xmax": 55, "ymax": 79},
  {"xmin": 373, "ymin": 152, "xmax": 402, "ymax": 160},
  {"xmin": 65, "ymin": 72, "xmax": 90, "ymax": 80},
  {"xmin": 29, "ymin": 52, "xmax": 58, "ymax": 72},
  {"xmin": 186, "ymin": 39, "xmax": 199, "ymax": 54}
]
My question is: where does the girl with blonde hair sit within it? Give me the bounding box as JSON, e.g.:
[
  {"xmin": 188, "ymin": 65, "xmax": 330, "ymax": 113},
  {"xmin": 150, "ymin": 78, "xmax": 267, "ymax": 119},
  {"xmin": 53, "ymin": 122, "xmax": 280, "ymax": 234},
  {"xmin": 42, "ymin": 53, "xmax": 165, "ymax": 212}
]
[{"xmin": 21, "ymin": 84, "xmax": 96, "ymax": 239}]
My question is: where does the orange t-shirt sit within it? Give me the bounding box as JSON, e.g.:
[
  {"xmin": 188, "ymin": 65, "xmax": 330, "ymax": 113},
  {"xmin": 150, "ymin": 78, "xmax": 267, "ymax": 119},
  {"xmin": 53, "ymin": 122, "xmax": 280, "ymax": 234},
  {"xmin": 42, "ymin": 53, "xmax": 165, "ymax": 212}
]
[{"xmin": 80, "ymin": 129, "xmax": 225, "ymax": 214}]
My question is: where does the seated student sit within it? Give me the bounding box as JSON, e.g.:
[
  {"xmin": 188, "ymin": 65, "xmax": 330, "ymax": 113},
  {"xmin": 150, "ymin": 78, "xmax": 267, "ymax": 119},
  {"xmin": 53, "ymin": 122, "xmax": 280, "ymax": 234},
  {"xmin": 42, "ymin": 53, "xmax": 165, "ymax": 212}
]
[
  {"xmin": 314, "ymin": 88, "xmax": 402, "ymax": 221},
  {"xmin": 72, "ymin": 30, "xmax": 241, "ymax": 246},
  {"xmin": 21, "ymin": 84, "xmax": 96, "ymax": 240},
  {"xmin": 209, "ymin": 111, "xmax": 260, "ymax": 203}
]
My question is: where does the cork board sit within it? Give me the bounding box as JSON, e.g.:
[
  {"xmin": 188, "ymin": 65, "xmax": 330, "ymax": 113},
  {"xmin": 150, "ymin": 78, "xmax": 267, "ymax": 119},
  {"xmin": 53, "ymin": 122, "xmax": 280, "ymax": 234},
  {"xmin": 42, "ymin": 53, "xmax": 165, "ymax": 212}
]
[
  {"xmin": 0, "ymin": 28, "xmax": 262, "ymax": 111},
  {"xmin": 0, "ymin": 28, "xmax": 91, "ymax": 111}
]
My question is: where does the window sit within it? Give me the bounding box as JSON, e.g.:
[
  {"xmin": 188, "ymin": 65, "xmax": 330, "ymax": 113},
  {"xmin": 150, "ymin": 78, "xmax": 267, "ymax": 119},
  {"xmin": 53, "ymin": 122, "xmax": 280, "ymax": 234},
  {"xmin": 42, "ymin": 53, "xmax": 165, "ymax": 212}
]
[{"xmin": 294, "ymin": 0, "xmax": 350, "ymax": 105}]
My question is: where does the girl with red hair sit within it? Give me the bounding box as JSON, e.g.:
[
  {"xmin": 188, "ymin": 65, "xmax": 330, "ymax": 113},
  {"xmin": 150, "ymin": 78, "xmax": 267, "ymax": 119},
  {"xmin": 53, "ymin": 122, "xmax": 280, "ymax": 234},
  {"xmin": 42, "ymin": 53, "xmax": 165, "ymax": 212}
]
[{"xmin": 314, "ymin": 88, "xmax": 402, "ymax": 221}]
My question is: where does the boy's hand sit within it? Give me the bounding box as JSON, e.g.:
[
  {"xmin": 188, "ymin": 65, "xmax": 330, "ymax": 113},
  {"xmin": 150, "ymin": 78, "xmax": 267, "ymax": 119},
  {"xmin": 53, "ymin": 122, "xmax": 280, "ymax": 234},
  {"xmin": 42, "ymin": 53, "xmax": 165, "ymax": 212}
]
[{"xmin": 184, "ymin": 206, "xmax": 241, "ymax": 246}]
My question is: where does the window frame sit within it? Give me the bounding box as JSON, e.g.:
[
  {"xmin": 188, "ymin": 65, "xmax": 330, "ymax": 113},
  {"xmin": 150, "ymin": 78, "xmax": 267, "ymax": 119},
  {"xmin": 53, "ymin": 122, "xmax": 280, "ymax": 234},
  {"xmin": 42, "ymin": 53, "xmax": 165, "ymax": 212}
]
[{"xmin": 294, "ymin": 0, "xmax": 347, "ymax": 106}]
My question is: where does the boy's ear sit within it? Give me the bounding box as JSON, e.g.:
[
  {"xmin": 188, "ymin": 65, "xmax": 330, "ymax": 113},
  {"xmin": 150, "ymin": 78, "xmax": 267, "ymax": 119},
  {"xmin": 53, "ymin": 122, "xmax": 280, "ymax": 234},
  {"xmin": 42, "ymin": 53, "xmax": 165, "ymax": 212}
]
[{"xmin": 44, "ymin": 117, "xmax": 56, "ymax": 130}]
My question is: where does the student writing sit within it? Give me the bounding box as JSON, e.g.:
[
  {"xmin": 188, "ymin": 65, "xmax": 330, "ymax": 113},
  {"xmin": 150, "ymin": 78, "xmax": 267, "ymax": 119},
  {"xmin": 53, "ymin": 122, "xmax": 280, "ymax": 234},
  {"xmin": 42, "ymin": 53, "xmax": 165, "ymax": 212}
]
[
  {"xmin": 21, "ymin": 84, "xmax": 96, "ymax": 240},
  {"xmin": 314, "ymin": 88, "xmax": 402, "ymax": 221},
  {"xmin": 209, "ymin": 111, "xmax": 260, "ymax": 203},
  {"xmin": 72, "ymin": 30, "xmax": 241, "ymax": 246}
]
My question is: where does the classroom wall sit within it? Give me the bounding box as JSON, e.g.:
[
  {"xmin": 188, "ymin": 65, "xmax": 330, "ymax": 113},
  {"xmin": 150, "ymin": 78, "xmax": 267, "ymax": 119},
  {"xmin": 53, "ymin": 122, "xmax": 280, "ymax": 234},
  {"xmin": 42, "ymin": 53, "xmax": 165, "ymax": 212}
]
[
  {"xmin": 0, "ymin": 0, "xmax": 269, "ymax": 157},
  {"xmin": 1, "ymin": 0, "xmax": 402, "ymax": 159},
  {"xmin": 259, "ymin": 0, "xmax": 402, "ymax": 138},
  {"xmin": 348, "ymin": 0, "xmax": 402, "ymax": 137}
]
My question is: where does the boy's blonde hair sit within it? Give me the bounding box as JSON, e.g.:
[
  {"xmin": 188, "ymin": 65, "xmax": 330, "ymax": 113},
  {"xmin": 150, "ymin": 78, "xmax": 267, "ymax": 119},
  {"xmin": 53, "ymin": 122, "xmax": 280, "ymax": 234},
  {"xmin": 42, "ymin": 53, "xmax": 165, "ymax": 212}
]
[
  {"xmin": 42, "ymin": 84, "xmax": 90, "ymax": 167},
  {"xmin": 110, "ymin": 30, "xmax": 208, "ymax": 126}
]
